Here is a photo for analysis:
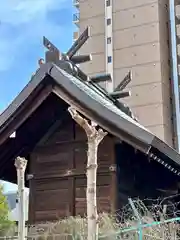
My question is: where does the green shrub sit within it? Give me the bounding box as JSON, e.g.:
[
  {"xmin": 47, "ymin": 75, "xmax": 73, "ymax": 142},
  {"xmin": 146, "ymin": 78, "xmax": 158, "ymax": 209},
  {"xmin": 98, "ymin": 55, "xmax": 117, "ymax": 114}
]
[{"xmin": 0, "ymin": 185, "xmax": 15, "ymax": 236}]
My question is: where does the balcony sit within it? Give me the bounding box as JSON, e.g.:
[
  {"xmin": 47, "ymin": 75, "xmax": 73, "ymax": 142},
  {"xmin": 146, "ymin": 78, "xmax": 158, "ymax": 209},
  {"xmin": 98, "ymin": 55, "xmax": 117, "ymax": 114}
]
[
  {"xmin": 73, "ymin": 0, "xmax": 79, "ymax": 8},
  {"xmin": 73, "ymin": 13, "xmax": 79, "ymax": 26}
]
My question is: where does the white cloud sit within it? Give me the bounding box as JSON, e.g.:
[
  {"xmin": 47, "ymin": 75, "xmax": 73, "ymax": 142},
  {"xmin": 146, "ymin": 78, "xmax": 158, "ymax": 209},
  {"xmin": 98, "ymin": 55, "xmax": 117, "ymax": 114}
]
[
  {"xmin": 0, "ymin": 0, "xmax": 70, "ymax": 71},
  {"xmin": 0, "ymin": 0, "xmax": 68, "ymax": 25}
]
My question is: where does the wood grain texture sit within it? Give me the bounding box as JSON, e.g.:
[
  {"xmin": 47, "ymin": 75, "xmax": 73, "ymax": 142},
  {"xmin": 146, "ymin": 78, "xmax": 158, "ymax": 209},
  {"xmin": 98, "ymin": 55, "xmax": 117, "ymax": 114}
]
[
  {"xmin": 28, "ymin": 111, "xmax": 179, "ymax": 224},
  {"xmin": 29, "ymin": 116, "xmax": 115, "ymax": 223}
]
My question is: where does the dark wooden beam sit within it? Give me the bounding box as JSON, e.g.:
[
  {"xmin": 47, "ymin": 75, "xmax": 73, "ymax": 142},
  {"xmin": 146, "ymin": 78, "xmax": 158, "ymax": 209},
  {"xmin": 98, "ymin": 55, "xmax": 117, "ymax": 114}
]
[
  {"xmin": 66, "ymin": 27, "xmax": 90, "ymax": 59},
  {"xmin": 0, "ymin": 84, "xmax": 53, "ymax": 146},
  {"xmin": 71, "ymin": 54, "xmax": 92, "ymax": 64},
  {"xmin": 109, "ymin": 90, "xmax": 131, "ymax": 100},
  {"xmin": 0, "ymin": 94, "xmax": 67, "ymax": 181},
  {"xmin": 90, "ymin": 73, "xmax": 112, "ymax": 83}
]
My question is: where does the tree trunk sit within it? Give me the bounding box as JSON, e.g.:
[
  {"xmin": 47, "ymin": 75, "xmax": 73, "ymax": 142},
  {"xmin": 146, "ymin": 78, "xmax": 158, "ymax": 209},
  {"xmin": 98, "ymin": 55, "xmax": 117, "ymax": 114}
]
[
  {"xmin": 68, "ymin": 107, "xmax": 107, "ymax": 240},
  {"xmin": 14, "ymin": 157, "xmax": 27, "ymax": 240},
  {"xmin": 87, "ymin": 139, "xmax": 98, "ymax": 240}
]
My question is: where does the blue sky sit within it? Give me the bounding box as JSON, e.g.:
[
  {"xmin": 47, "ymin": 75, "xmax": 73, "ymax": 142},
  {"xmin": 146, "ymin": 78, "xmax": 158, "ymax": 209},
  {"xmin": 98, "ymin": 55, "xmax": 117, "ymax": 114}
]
[{"xmin": 0, "ymin": 0, "xmax": 75, "ymax": 193}]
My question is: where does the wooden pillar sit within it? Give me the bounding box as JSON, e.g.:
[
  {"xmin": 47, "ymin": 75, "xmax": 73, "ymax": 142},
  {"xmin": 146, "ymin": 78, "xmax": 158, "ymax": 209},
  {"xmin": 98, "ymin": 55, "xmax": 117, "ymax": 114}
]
[
  {"xmin": 109, "ymin": 138, "xmax": 117, "ymax": 213},
  {"xmin": 15, "ymin": 157, "xmax": 27, "ymax": 240}
]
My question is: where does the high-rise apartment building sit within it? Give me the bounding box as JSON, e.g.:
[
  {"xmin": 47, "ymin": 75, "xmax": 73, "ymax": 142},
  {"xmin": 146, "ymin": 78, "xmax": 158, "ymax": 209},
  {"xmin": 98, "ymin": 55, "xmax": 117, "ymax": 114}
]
[{"xmin": 73, "ymin": 0, "xmax": 180, "ymax": 151}]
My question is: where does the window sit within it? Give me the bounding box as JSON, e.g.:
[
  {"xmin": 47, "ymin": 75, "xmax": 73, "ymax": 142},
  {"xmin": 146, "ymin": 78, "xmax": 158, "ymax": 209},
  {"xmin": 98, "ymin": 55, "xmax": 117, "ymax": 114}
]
[
  {"xmin": 107, "ymin": 56, "xmax": 112, "ymax": 63},
  {"xmin": 107, "ymin": 37, "xmax": 111, "ymax": 44},
  {"xmin": 107, "ymin": 18, "xmax": 111, "ymax": 25},
  {"xmin": 106, "ymin": 0, "xmax": 111, "ymax": 6}
]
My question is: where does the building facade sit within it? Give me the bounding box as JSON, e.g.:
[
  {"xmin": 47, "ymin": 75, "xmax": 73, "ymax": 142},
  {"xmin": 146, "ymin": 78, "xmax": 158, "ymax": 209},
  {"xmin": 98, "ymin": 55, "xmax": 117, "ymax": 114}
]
[{"xmin": 73, "ymin": 0, "xmax": 180, "ymax": 151}]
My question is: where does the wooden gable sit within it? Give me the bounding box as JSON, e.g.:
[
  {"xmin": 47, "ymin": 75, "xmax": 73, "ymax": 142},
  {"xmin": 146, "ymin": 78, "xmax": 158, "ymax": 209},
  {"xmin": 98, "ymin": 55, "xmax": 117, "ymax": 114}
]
[{"xmin": 28, "ymin": 111, "xmax": 116, "ymax": 223}]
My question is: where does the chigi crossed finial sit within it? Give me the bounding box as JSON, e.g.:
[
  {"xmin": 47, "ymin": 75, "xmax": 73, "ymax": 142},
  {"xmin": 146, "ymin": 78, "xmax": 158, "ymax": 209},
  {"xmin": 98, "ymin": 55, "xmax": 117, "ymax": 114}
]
[{"xmin": 42, "ymin": 26, "xmax": 132, "ymax": 102}]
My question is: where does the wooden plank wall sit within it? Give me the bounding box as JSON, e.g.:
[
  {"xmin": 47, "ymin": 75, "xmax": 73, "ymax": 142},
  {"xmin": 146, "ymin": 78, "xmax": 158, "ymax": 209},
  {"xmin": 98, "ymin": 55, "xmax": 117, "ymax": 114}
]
[{"xmin": 29, "ymin": 116, "xmax": 116, "ymax": 223}]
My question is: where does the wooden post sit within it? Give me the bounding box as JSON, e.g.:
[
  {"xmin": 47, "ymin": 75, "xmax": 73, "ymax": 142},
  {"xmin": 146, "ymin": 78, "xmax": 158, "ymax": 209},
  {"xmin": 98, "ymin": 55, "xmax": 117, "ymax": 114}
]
[
  {"xmin": 15, "ymin": 157, "xmax": 27, "ymax": 240},
  {"xmin": 68, "ymin": 107, "xmax": 107, "ymax": 240}
]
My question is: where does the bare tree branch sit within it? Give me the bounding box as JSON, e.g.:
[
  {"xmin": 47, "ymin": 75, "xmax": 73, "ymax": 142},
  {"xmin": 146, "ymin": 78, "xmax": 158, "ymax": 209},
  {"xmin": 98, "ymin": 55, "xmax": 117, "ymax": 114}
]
[
  {"xmin": 68, "ymin": 106, "xmax": 107, "ymax": 240},
  {"xmin": 96, "ymin": 129, "xmax": 108, "ymax": 144},
  {"xmin": 68, "ymin": 107, "xmax": 96, "ymax": 137}
]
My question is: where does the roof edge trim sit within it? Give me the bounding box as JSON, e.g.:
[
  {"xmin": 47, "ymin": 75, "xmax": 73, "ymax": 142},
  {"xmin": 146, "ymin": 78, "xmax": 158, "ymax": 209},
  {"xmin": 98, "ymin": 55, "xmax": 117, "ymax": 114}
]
[{"xmin": 0, "ymin": 63, "xmax": 53, "ymax": 130}]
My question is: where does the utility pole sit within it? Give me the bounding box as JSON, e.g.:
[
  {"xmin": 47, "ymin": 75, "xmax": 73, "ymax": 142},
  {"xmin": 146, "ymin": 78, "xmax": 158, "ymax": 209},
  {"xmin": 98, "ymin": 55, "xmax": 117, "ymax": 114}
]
[{"xmin": 15, "ymin": 157, "xmax": 27, "ymax": 240}]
